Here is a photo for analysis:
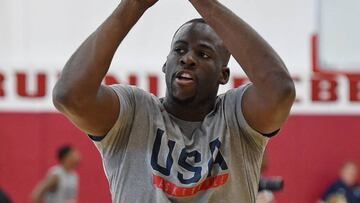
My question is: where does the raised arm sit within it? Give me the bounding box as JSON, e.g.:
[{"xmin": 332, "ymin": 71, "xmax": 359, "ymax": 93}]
[
  {"xmin": 31, "ymin": 175, "xmax": 58, "ymax": 203},
  {"xmin": 189, "ymin": 0, "xmax": 296, "ymax": 134},
  {"xmin": 52, "ymin": 0, "xmax": 157, "ymax": 136}
]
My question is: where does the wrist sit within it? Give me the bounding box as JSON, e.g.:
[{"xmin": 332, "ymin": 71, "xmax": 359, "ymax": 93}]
[{"xmin": 189, "ymin": 0, "xmax": 218, "ymax": 17}]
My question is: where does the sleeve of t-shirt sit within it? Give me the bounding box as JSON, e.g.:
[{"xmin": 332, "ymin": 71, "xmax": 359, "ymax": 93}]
[
  {"xmin": 321, "ymin": 182, "xmax": 339, "ymax": 200},
  {"xmin": 48, "ymin": 166, "xmax": 61, "ymax": 177},
  {"xmin": 226, "ymin": 83, "xmax": 269, "ymax": 149},
  {"xmin": 91, "ymin": 84, "xmax": 140, "ymax": 157}
]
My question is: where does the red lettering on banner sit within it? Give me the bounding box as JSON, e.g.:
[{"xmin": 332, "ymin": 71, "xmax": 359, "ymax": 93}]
[
  {"xmin": 1, "ymin": 69, "xmax": 359, "ymax": 108},
  {"xmin": 148, "ymin": 75, "xmax": 158, "ymax": 96},
  {"xmin": 104, "ymin": 74, "xmax": 120, "ymax": 85},
  {"xmin": 0, "ymin": 73, "xmax": 5, "ymax": 97},
  {"xmin": 129, "ymin": 74, "xmax": 137, "ymax": 86},
  {"xmin": 311, "ymin": 74, "xmax": 338, "ymax": 102},
  {"xmin": 232, "ymin": 76, "xmax": 248, "ymax": 88},
  {"xmin": 104, "ymin": 74, "xmax": 138, "ymax": 86},
  {"xmin": 152, "ymin": 173, "xmax": 229, "ymax": 197},
  {"xmin": 16, "ymin": 72, "xmax": 46, "ymax": 98},
  {"xmin": 346, "ymin": 74, "xmax": 360, "ymax": 102}
]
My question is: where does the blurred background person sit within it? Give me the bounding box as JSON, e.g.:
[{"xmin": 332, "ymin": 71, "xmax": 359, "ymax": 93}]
[
  {"xmin": 322, "ymin": 161, "xmax": 360, "ymax": 203},
  {"xmin": 31, "ymin": 145, "xmax": 80, "ymax": 203},
  {"xmin": 257, "ymin": 190, "xmax": 276, "ymax": 203},
  {"xmin": 0, "ymin": 186, "xmax": 11, "ymax": 203},
  {"xmin": 256, "ymin": 152, "xmax": 282, "ymax": 203}
]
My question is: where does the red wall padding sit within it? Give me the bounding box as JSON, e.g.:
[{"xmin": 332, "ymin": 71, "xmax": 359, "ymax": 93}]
[
  {"xmin": 0, "ymin": 113, "xmax": 111, "ymax": 203},
  {"xmin": 0, "ymin": 113, "xmax": 359, "ymax": 203}
]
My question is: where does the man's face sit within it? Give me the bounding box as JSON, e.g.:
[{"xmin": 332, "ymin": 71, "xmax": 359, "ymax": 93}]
[
  {"xmin": 64, "ymin": 150, "xmax": 81, "ymax": 170},
  {"xmin": 163, "ymin": 22, "xmax": 229, "ymax": 104},
  {"xmin": 340, "ymin": 162, "xmax": 358, "ymax": 187}
]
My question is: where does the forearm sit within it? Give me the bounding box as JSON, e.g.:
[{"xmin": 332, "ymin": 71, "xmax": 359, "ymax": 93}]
[
  {"xmin": 53, "ymin": 1, "xmax": 148, "ymax": 104},
  {"xmin": 31, "ymin": 175, "xmax": 59, "ymax": 203},
  {"xmin": 31, "ymin": 185, "xmax": 46, "ymax": 203},
  {"xmin": 190, "ymin": 0, "xmax": 294, "ymax": 99},
  {"xmin": 31, "ymin": 193, "xmax": 42, "ymax": 203}
]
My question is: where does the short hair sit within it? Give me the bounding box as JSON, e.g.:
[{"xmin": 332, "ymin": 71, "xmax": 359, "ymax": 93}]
[
  {"xmin": 172, "ymin": 18, "xmax": 206, "ymax": 41},
  {"xmin": 57, "ymin": 145, "xmax": 73, "ymax": 161},
  {"xmin": 182, "ymin": 18, "xmax": 207, "ymax": 26},
  {"xmin": 172, "ymin": 18, "xmax": 231, "ymax": 66}
]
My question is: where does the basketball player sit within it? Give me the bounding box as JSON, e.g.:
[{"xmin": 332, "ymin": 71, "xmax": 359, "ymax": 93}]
[
  {"xmin": 52, "ymin": 0, "xmax": 295, "ymax": 202},
  {"xmin": 32, "ymin": 145, "xmax": 80, "ymax": 203}
]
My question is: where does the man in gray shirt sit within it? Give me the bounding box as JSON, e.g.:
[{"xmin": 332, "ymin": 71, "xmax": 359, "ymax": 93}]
[{"xmin": 53, "ymin": 0, "xmax": 295, "ymax": 202}]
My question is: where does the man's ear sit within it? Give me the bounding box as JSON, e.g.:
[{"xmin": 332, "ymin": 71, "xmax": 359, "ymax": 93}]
[{"xmin": 219, "ymin": 66, "xmax": 230, "ymax": 85}]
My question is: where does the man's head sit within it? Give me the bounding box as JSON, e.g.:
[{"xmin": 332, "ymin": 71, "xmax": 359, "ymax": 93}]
[
  {"xmin": 163, "ymin": 18, "xmax": 231, "ymax": 105},
  {"xmin": 57, "ymin": 145, "xmax": 80, "ymax": 170},
  {"xmin": 339, "ymin": 161, "xmax": 358, "ymax": 187}
]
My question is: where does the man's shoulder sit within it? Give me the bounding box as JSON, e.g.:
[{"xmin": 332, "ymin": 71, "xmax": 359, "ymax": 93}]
[
  {"xmin": 111, "ymin": 84, "xmax": 159, "ymax": 101},
  {"xmin": 47, "ymin": 165, "xmax": 64, "ymax": 176},
  {"xmin": 110, "ymin": 84, "xmax": 148, "ymax": 95},
  {"xmin": 328, "ymin": 180, "xmax": 347, "ymax": 190},
  {"xmin": 217, "ymin": 83, "xmax": 252, "ymax": 101}
]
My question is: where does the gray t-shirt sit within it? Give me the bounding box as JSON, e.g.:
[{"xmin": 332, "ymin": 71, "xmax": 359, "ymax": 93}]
[
  {"xmin": 92, "ymin": 84, "xmax": 268, "ymax": 203},
  {"xmin": 44, "ymin": 165, "xmax": 78, "ymax": 203}
]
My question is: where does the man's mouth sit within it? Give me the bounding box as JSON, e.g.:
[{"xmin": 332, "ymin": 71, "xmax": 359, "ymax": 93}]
[
  {"xmin": 175, "ymin": 72, "xmax": 195, "ymax": 85},
  {"xmin": 176, "ymin": 72, "xmax": 193, "ymax": 80}
]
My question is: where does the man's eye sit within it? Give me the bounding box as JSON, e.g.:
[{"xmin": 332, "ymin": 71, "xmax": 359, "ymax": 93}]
[
  {"xmin": 200, "ymin": 52, "xmax": 210, "ymax": 59},
  {"xmin": 174, "ymin": 48, "xmax": 185, "ymax": 54}
]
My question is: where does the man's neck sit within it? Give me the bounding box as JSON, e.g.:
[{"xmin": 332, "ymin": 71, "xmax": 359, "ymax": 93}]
[
  {"xmin": 61, "ymin": 163, "xmax": 73, "ymax": 172},
  {"xmin": 163, "ymin": 96, "xmax": 217, "ymax": 122}
]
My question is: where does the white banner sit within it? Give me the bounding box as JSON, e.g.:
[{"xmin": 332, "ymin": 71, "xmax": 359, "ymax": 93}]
[{"xmin": 1, "ymin": 0, "xmax": 359, "ymax": 113}]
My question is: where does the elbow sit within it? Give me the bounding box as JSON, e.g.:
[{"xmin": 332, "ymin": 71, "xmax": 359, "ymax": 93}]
[
  {"xmin": 52, "ymin": 84, "xmax": 70, "ymax": 113},
  {"xmin": 52, "ymin": 83, "xmax": 84, "ymax": 114},
  {"xmin": 275, "ymin": 77, "xmax": 296, "ymax": 105}
]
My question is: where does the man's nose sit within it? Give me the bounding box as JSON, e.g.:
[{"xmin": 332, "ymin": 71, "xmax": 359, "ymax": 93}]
[{"xmin": 180, "ymin": 52, "xmax": 196, "ymax": 67}]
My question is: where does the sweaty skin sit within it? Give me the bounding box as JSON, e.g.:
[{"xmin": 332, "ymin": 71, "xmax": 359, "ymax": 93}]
[
  {"xmin": 53, "ymin": 0, "xmax": 295, "ymax": 136},
  {"xmin": 163, "ymin": 23, "xmax": 230, "ymax": 121},
  {"xmin": 189, "ymin": 0, "xmax": 295, "ymax": 133}
]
